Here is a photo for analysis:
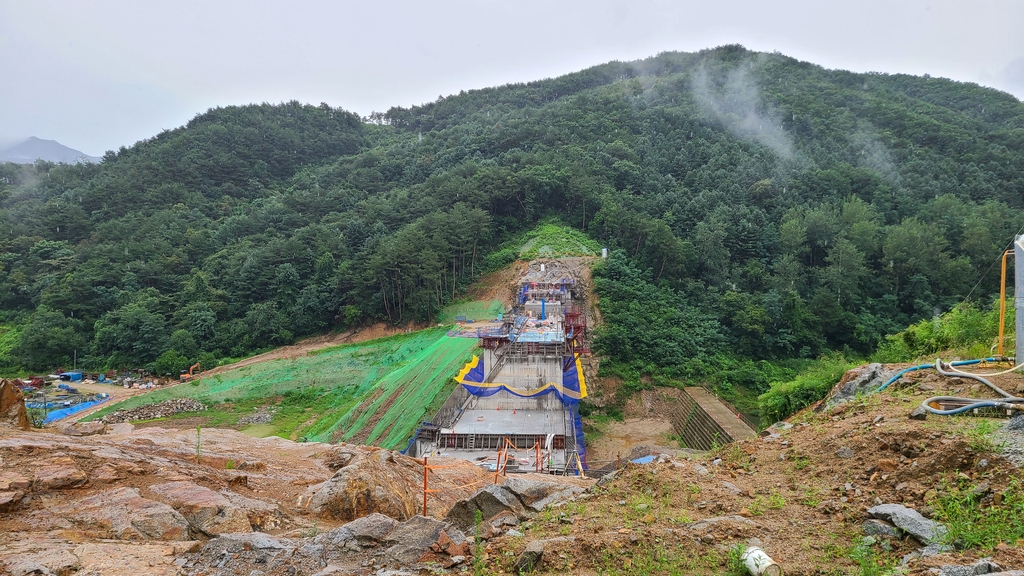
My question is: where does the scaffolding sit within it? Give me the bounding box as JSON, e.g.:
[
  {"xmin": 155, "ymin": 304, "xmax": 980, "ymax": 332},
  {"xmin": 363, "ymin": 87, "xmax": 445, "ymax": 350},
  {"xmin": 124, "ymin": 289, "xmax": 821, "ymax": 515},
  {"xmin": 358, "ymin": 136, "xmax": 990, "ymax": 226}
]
[{"xmin": 410, "ymin": 260, "xmax": 590, "ymax": 473}]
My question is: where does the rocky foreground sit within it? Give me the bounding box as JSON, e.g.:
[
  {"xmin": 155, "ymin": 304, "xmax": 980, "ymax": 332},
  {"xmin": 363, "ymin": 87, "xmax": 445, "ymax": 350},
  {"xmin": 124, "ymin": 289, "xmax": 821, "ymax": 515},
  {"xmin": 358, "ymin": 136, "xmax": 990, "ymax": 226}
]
[
  {"xmin": 0, "ymin": 379, "xmax": 594, "ymax": 575},
  {"xmin": 4, "ymin": 367, "xmax": 1024, "ymax": 575}
]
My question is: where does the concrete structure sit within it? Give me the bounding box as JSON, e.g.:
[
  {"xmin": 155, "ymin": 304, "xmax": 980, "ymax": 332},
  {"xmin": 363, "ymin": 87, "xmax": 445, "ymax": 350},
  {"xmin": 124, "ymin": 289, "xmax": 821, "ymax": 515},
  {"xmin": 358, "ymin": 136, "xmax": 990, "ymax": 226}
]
[{"xmin": 411, "ymin": 260, "xmax": 588, "ymax": 474}]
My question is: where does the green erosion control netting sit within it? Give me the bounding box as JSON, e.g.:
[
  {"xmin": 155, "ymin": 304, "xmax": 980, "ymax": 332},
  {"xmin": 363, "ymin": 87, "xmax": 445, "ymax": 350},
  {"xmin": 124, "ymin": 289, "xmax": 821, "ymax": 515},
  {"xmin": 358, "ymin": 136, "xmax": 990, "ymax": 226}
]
[
  {"xmin": 85, "ymin": 328, "xmax": 478, "ymax": 449},
  {"xmin": 438, "ymin": 300, "xmax": 505, "ymax": 324},
  {"xmin": 307, "ymin": 334, "xmax": 479, "ymax": 446}
]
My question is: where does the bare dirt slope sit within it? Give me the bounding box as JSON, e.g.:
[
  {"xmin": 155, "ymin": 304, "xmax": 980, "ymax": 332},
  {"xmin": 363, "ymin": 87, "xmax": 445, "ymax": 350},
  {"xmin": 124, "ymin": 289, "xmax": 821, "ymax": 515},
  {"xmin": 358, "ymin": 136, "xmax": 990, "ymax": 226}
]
[
  {"xmin": 480, "ymin": 365, "xmax": 1024, "ymax": 575},
  {"xmin": 201, "ymin": 322, "xmax": 421, "ymax": 379}
]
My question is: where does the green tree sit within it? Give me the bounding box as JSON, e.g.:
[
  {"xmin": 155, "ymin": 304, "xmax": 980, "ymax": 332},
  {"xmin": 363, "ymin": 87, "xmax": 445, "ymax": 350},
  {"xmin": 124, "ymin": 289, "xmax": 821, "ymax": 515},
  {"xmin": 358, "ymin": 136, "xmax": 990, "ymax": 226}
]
[{"xmin": 15, "ymin": 307, "xmax": 86, "ymax": 371}]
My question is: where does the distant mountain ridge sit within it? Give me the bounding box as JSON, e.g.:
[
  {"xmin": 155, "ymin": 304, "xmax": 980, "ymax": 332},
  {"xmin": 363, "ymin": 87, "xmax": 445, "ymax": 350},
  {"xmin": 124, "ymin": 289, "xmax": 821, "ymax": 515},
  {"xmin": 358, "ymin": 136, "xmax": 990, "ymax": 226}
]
[{"xmin": 0, "ymin": 137, "xmax": 101, "ymax": 164}]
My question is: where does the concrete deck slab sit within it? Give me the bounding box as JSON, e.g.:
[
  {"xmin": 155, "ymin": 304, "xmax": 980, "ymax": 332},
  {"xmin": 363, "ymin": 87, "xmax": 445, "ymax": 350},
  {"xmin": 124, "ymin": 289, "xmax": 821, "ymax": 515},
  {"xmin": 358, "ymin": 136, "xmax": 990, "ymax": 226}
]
[{"xmin": 451, "ymin": 409, "xmax": 567, "ymax": 435}]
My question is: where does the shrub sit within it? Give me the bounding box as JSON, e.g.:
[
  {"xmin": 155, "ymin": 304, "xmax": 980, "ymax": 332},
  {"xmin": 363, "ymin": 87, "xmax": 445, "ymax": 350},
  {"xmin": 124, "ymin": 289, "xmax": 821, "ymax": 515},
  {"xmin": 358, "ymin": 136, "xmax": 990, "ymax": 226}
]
[{"xmin": 758, "ymin": 352, "xmax": 855, "ymax": 423}]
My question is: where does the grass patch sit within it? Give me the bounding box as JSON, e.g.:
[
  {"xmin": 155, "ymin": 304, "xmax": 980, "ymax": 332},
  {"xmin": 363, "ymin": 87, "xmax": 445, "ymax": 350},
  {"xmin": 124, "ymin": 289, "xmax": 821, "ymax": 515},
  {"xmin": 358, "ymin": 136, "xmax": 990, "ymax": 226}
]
[
  {"xmin": 873, "ymin": 300, "xmax": 1010, "ymax": 363},
  {"xmin": 961, "ymin": 418, "xmax": 1005, "ymax": 453},
  {"xmin": 849, "ymin": 540, "xmax": 898, "ymax": 576},
  {"xmin": 484, "ymin": 220, "xmax": 600, "ymax": 271},
  {"xmin": 934, "ymin": 478, "xmax": 1024, "ymax": 550},
  {"xmin": 0, "ymin": 322, "xmax": 27, "ymax": 376}
]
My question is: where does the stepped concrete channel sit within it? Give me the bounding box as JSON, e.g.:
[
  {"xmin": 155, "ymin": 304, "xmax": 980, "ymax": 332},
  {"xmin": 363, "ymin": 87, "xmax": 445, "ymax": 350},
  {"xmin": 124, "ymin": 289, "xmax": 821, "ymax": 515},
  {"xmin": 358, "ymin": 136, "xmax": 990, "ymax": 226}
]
[{"xmin": 411, "ymin": 259, "xmax": 757, "ymax": 471}]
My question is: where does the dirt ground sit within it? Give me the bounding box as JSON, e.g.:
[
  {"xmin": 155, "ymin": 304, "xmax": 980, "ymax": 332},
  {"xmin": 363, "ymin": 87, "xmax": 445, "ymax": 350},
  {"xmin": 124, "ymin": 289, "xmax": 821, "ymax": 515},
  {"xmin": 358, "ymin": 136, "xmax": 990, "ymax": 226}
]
[
  {"xmin": 462, "ymin": 261, "xmax": 530, "ymax": 307},
  {"xmin": 584, "ymin": 385, "xmax": 712, "ymax": 464},
  {"xmin": 481, "ymin": 364, "xmax": 1024, "ymax": 575},
  {"xmin": 586, "ymin": 417, "xmax": 677, "ymax": 463}
]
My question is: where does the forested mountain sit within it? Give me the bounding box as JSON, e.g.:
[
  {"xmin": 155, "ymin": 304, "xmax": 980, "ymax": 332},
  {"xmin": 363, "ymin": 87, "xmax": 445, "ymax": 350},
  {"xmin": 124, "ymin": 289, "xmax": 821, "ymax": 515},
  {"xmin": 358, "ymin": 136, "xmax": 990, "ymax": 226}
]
[{"xmin": 1, "ymin": 45, "xmax": 1023, "ymax": 377}]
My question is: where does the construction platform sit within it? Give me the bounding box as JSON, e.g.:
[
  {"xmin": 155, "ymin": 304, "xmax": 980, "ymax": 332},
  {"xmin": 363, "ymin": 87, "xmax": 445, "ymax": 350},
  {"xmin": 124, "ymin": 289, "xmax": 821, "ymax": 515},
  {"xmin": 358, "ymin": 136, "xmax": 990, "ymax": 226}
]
[{"xmin": 449, "ymin": 409, "xmax": 567, "ymax": 435}]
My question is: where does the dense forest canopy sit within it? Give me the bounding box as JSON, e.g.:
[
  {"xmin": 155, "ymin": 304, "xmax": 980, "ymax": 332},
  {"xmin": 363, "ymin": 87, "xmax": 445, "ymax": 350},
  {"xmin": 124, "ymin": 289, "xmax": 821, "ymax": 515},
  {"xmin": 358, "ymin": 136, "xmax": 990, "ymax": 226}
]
[{"xmin": 1, "ymin": 45, "xmax": 1023, "ymax": 378}]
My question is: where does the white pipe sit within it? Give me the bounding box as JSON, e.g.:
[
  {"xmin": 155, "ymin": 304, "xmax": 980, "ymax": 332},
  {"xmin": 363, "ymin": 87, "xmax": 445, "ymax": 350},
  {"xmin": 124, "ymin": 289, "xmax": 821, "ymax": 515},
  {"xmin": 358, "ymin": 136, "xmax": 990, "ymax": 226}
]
[
  {"xmin": 948, "ymin": 361, "xmax": 1024, "ymax": 378},
  {"xmin": 742, "ymin": 547, "xmax": 782, "ymax": 576}
]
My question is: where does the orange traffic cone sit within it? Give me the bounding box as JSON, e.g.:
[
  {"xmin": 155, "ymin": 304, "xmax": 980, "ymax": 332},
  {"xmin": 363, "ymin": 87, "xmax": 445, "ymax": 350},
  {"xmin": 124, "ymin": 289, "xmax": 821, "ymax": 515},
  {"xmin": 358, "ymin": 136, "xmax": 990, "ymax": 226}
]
[{"xmin": 513, "ymin": 408, "xmax": 517, "ymax": 415}]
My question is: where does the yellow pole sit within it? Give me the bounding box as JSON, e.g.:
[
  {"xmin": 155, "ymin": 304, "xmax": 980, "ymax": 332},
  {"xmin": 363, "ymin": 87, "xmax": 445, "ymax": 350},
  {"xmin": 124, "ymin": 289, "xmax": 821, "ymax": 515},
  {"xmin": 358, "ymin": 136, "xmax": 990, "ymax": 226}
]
[{"xmin": 999, "ymin": 250, "xmax": 1012, "ymax": 358}]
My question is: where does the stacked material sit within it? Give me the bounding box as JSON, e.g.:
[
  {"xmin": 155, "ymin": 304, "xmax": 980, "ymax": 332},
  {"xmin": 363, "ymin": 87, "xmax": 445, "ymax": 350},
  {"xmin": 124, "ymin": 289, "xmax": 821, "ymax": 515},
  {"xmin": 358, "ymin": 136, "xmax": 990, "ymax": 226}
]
[{"xmin": 100, "ymin": 399, "xmax": 206, "ymax": 423}]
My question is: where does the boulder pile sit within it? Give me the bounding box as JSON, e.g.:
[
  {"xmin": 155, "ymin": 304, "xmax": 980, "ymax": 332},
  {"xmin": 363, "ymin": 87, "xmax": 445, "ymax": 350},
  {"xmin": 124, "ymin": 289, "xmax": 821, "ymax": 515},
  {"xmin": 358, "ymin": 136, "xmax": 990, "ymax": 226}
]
[
  {"xmin": 100, "ymin": 398, "xmax": 207, "ymax": 423},
  {"xmin": 238, "ymin": 411, "xmax": 272, "ymax": 425},
  {"xmin": 180, "ymin": 477, "xmax": 588, "ymax": 575}
]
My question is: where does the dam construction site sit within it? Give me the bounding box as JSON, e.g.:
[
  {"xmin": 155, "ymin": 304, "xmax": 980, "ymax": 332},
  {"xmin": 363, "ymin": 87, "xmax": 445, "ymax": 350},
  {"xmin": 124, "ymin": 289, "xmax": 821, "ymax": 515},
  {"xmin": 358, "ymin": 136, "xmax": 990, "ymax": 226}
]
[
  {"xmin": 407, "ymin": 257, "xmax": 756, "ymax": 475},
  {"xmin": 3, "ymin": 252, "xmax": 1024, "ymax": 574}
]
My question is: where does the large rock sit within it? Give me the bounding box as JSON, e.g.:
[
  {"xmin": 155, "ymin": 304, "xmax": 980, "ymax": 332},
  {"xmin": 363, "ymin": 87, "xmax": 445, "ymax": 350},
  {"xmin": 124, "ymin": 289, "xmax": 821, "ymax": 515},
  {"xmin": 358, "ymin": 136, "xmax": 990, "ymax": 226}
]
[
  {"xmin": 316, "ymin": 512, "xmax": 400, "ymax": 556},
  {"xmin": 59, "ymin": 421, "xmax": 107, "ymax": 436},
  {"xmin": 513, "ymin": 540, "xmax": 545, "ymax": 573},
  {"xmin": 191, "ymin": 533, "xmax": 297, "ymax": 572},
  {"xmin": 307, "ymin": 446, "xmax": 492, "ymax": 522},
  {"xmin": 64, "ymin": 487, "xmax": 191, "ymax": 540},
  {"xmin": 340, "ymin": 512, "xmax": 399, "ymax": 545},
  {"xmin": 0, "ymin": 378, "xmax": 31, "ymax": 430},
  {"xmin": 936, "ymin": 558, "xmax": 1003, "ymax": 576},
  {"xmin": 446, "ymin": 484, "xmax": 527, "ymax": 532},
  {"xmin": 826, "ymin": 364, "xmax": 896, "ymax": 408},
  {"xmin": 382, "ymin": 515, "xmax": 446, "ymax": 564},
  {"xmin": 502, "ymin": 477, "xmax": 585, "ymax": 512},
  {"xmin": 0, "ymin": 490, "xmax": 23, "ymax": 512},
  {"xmin": 220, "ymin": 489, "xmax": 283, "ymax": 531},
  {"xmin": 308, "ymin": 448, "xmax": 420, "ymax": 521},
  {"xmin": 868, "ymin": 503, "xmax": 947, "ymax": 545},
  {"xmin": 148, "ymin": 481, "xmax": 252, "ymax": 536},
  {"xmin": 0, "ymin": 471, "xmax": 30, "ymax": 512}
]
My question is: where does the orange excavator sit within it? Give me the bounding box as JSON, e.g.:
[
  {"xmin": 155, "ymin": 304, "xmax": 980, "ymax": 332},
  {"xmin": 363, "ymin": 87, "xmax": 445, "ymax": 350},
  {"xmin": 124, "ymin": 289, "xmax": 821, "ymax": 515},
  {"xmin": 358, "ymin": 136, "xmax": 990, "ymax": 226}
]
[{"xmin": 179, "ymin": 362, "xmax": 201, "ymax": 382}]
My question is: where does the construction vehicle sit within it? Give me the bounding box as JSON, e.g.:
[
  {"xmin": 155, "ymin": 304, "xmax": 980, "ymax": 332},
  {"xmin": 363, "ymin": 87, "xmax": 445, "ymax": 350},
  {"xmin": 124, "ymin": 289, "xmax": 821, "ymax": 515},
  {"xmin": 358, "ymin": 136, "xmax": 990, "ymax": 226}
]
[{"xmin": 179, "ymin": 362, "xmax": 201, "ymax": 382}]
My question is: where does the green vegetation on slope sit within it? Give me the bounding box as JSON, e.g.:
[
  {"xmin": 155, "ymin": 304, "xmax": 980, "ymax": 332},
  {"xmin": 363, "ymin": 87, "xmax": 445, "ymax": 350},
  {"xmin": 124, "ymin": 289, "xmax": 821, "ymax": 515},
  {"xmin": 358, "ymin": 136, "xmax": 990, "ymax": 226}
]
[
  {"xmin": 0, "ymin": 322, "xmax": 22, "ymax": 374},
  {"xmin": 86, "ymin": 328, "xmax": 478, "ymax": 448},
  {"xmin": 752, "ymin": 298, "xmax": 1013, "ymax": 423},
  {"xmin": 517, "ymin": 222, "xmax": 601, "ymax": 259},
  {"xmin": 872, "ymin": 300, "xmax": 1014, "ymax": 362},
  {"xmin": 1, "ymin": 45, "xmax": 1023, "ymax": 401}
]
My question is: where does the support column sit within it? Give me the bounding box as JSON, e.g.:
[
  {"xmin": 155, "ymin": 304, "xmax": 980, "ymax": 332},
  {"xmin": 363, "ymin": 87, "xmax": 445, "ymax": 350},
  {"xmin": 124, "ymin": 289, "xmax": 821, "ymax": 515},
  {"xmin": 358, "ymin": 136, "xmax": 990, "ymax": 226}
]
[{"xmin": 1016, "ymin": 235, "xmax": 1024, "ymax": 364}]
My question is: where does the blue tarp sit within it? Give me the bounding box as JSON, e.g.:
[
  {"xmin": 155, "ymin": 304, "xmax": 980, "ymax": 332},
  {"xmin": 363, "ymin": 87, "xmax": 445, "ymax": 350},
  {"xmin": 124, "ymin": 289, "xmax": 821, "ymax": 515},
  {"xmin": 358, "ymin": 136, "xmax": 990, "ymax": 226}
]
[
  {"xmin": 631, "ymin": 455, "xmax": 656, "ymax": 464},
  {"xmin": 42, "ymin": 396, "xmax": 111, "ymax": 424}
]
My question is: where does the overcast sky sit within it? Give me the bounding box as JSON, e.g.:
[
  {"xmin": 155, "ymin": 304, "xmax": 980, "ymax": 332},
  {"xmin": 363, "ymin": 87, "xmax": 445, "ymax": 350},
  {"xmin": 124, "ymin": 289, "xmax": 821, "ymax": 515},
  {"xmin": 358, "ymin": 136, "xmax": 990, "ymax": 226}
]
[{"xmin": 1, "ymin": 0, "xmax": 1022, "ymax": 156}]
